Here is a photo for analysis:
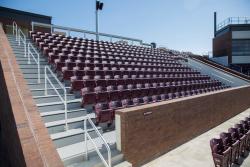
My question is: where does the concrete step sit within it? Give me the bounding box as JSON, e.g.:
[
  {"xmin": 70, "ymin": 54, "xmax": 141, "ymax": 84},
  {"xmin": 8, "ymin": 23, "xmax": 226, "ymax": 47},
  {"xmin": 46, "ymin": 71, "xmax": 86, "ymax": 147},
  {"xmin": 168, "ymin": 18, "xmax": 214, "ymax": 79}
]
[
  {"xmin": 25, "ymin": 77, "xmax": 62, "ymax": 84},
  {"xmin": 37, "ymin": 99, "xmax": 82, "ymax": 113},
  {"xmin": 15, "ymin": 56, "xmax": 46, "ymax": 62},
  {"xmin": 7, "ymin": 37, "xmax": 32, "ymax": 41},
  {"xmin": 51, "ymin": 126, "xmax": 100, "ymax": 148},
  {"xmin": 45, "ymin": 115, "xmax": 94, "ymax": 134},
  {"xmin": 20, "ymin": 67, "xmax": 49, "ymax": 73},
  {"xmin": 12, "ymin": 52, "xmax": 40, "ymax": 58},
  {"xmin": 9, "ymin": 41, "xmax": 33, "ymax": 45},
  {"xmin": 40, "ymin": 108, "xmax": 88, "ymax": 123},
  {"xmin": 27, "ymin": 82, "xmax": 66, "ymax": 89},
  {"xmin": 34, "ymin": 94, "xmax": 76, "ymax": 104},
  {"xmin": 94, "ymin": 153, "xmax": 124, "ymax": 167},
  {"xmin": 58, "ymin": 131, "xmax": 122, "ymax": 167},
  {"xmin": 10, "ymin": 45, "xmax": 37, "ymax": 51},
  {"xmin": 22, "ymin": 69, "xmax": 46, "ymax": 75},
  {"xmin": 16, "ymin": 59, "xmax": 48, "ymax": 65},
  {"xmin": 30, "ymin": 87, "xmax": 71, "ymax": 96},
  {"xmin": 23, "ymin": 73, "xmax": 54, "ymax": 79},
  {"xmin": 19, "ymin": 64, "xmax": 47, "ymax": 69}
]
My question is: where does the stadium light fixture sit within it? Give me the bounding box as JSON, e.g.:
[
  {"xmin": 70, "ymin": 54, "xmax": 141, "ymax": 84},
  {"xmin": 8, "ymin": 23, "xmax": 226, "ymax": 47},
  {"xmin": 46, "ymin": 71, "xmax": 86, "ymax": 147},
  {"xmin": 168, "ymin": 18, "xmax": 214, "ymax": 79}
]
[{"xmin": 96, "ymin": 0, "xmax": 104, "ymax": 41}]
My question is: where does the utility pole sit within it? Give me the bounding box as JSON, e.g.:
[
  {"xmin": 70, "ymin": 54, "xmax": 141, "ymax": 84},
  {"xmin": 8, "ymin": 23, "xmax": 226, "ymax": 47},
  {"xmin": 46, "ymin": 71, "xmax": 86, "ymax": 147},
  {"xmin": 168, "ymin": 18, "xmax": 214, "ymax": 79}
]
[{"xmin": 96, "ymin": 0, "xmax": 104, "ymax": 41}]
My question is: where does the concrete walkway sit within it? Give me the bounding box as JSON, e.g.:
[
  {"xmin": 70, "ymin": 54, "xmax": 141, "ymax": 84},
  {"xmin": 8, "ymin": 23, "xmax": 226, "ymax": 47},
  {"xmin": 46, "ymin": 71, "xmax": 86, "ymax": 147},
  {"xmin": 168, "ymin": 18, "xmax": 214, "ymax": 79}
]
[{"xmin": 143, "ymin": 108, "xmax": 250, "ymax": 167}]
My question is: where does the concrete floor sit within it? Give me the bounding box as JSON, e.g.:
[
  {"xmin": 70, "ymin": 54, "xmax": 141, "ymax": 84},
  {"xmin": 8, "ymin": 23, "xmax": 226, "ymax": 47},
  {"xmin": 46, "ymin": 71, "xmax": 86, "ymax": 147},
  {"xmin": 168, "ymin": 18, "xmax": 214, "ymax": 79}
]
[{"xmin": 143, "ymin": 108, "xmax": 250, "ymax": 167}]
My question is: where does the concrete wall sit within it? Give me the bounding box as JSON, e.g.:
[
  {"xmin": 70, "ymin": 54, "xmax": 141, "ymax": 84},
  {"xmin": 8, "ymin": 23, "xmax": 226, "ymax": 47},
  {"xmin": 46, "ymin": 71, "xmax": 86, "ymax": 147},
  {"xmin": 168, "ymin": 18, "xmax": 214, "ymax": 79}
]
[
  {"xmin": 187, "ymin": 58, "xmax": 250, "ymax": 87},
  {"xmin": 211, "ymin": 56, "xmax": 229, "ymax": 66},
  {"xmin": 116, "ymin": 86, "xmax": 250, "ymax": 167},
  {"xmin": 0, "ymin": 23, "xmax": 63, "ymax": 167}
]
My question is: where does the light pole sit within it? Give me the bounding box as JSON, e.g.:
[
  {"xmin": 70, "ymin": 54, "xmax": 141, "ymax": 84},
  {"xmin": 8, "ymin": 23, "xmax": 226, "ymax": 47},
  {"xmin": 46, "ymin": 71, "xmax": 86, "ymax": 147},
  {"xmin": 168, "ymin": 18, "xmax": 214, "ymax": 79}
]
[{"xmin": 96, "ymin": 0, "xmax": 104, "ymax": 41}]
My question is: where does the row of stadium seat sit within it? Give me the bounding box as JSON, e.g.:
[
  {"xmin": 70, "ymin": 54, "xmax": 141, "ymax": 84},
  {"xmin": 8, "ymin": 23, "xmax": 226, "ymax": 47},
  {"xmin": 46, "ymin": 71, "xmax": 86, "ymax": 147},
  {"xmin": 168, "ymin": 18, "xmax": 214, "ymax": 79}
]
[
  {"xmin": 30, "ymin": 31, "xmax": 230, "ymax": 124},
  {"xmin": 31, "ymin": 32, "xmax": 173, "ymax": 58},
  {"xmin": 50, "ymin": 57, "xmax": 179, "ymax": 69},
  {"xmin": 210, "ymin": 116, "xmax": 250, "ymax": 167},
  {"xmin": 70, "ymin": 76, "xmax": 214, "ymax": 91},
  {"xmin": 49, "ymin": 55, "xmax": 178, "ymax": 65},
  {"xmin": 94, "ymin": 85, "xmax": 228, "ymax": 124}
]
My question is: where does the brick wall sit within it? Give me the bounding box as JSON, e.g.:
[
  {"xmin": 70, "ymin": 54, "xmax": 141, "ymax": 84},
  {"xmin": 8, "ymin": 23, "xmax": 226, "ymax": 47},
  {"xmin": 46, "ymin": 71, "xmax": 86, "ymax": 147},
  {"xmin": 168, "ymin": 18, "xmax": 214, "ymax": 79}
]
[
  {"xmin": 116, "ymin": 86, "xmax": 250, "ymax": 166},
  {"xmin": 0, "ymin": 23, "xmax": 63, "ymax": 167}
]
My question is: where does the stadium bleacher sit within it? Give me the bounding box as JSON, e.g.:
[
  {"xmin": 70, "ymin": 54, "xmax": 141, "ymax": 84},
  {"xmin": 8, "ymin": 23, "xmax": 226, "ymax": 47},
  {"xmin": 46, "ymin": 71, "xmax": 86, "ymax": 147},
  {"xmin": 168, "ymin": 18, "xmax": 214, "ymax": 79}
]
[{"xmin": 29, "ymin": 31, "xmax": 230, "ymax": 125}]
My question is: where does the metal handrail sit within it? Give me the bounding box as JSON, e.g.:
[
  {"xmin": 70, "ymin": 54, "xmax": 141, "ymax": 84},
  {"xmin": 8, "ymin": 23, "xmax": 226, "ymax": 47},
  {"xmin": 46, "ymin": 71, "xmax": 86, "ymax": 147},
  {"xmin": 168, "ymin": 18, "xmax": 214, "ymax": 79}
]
[
  {"xmin": 13, "ymin": 21, "xmax": 18, "ymax": 41},
  {"xmin": 84, "ymin": 116, "xmax": 111, "ymax": 167},
  {"xmin": 44, "ymin": 66, "xmax": 68, "ymax": 130},
  {"xmin": 28, "ymin": 43, "xmax": 40, "ymax": 83},
  {"xmin": 31, "ymin": 21, "xmax": 152, "ymax": 47},
  {"xmin": 217, "ymin": 17, "xmax": 250, "ymax": 31},
  {"xmin": 18, "ymin": 28, "xmax": 27, "ymax": 57}
]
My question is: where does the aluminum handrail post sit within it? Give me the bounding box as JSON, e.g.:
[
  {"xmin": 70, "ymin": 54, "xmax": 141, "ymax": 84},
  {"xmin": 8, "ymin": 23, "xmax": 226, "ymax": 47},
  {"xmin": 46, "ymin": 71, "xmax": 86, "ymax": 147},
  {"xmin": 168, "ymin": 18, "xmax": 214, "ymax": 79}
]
[
  {"xmin": 24, "ymin": 37, "xmax": 27, "ymax": 57},
  {"xmin": 38, "ymin": 51, "xmax": 40, "ymax": 83},
  {"xmin": 64, "ymin": 88, "xmax": 68, "ymax": 131},
  {"xmin": 44, "ymin": 66, "xmax": 48, "ymax": 96},
  {"xmin": 84, "ymin": 118, "xmax": 88, "ymax": 160},
  {"xmin": 28, "ymin": 43, "xmax": 31, "ymax": 64}
]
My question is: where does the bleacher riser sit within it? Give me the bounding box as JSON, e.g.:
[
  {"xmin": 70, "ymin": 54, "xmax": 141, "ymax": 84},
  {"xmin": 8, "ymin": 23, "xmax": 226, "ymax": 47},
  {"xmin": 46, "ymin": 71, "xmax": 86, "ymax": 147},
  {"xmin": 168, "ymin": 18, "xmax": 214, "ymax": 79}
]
[
  {"xmin": 37, "ymin": 101, "xmax": 81, "ymax": 112},
  {"xmin": 31, "ymin": 88, "xmax": 71, "ymax": 96},
  {"xmin": 46, "ymin": 118, "xmax": 92, "ymax": 134},
  {"xmin": 34, "ymin": 94, "xmax": 75, "ymax": 103},
  {"xmin": 52, "ymin": 128, "xmax": 102, "ymax": 148},
  {"xmin": 41, "ymin": 109, "xmax": 87, "ymax": 123},
  {"xmin": 28, "ymin": 82, "xmax": 65, "ymax": 89}
]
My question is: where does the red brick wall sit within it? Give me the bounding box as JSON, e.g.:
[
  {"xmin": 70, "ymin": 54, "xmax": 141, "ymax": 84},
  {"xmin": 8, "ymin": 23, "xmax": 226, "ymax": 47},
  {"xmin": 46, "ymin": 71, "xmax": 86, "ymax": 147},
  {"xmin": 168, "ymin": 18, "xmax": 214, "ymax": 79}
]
[
  {"xmin": 213, "ymin": 31, "xmax": 232, "ymax": 63},
  {"xmin": 116, "ymin": 86, "xmax": 250, "ymax": 166},
  {"xmin": 0, "ymin": 23, "xmax": 63, "ymax": 167}
]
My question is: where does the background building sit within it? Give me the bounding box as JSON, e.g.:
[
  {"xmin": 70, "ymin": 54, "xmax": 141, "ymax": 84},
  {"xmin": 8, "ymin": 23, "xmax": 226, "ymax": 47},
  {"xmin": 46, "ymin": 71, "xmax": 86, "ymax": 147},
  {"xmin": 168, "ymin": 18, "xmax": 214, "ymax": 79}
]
[
  {"xmin": 0, "ymin": 6, "xmax": 51, "ymax": 34},
  {"xmin": 212, "ymin": 12, "xmax": 250, "ymax": 75}
]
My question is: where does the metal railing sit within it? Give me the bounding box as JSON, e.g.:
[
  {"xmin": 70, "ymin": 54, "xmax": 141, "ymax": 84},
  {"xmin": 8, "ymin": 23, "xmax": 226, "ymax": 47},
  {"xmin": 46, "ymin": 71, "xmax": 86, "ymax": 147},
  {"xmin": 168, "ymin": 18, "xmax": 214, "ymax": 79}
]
[
  {"xmin": 84, "ymin": 116, "xmax": 111, "ymax": 167},
  {"xmin": 28, "ymin": 43, "xmax": 41, "ymax": 83},
  {"xmin": 31, "ymin": 21, "xmax": 152, "ymax": 47},
  {"xmin": 217, "ymin": 17, "xmax": 250, "ymax": 31},
  {"xmin": 18, "ymin": 28, "xmax": 27, "ymax": 57},
  {"xmin": 12, "ymin": 21, "xmax": 18, "ymax": 41},
  {"xmin": 13, "ymin": 21, "xmax": 27, "ymax": 57},
  {"xmin": 44, "ymin": 66, "xmax": 68, "ymax": 130}
]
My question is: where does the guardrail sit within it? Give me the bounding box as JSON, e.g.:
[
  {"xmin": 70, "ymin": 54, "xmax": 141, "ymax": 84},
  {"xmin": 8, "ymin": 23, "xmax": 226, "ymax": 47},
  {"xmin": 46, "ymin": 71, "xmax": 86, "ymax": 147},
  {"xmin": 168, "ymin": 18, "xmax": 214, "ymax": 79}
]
[
  {"xmin": 28, "ymin": 43, "xmax": 41, "ymax": 83},
  {"xmin": 18, "ymin": 28, "xmax": 27, "ymax": 57},
  {"xmin": 12, "ymin": 21, "xmax": 27, "ymax": 57},
  {"xmin": 84, "ymin": 116, "xmax": 111, "ymax": 167},
  {"xmin": 12, "ymin": 21, "xmax": 18, "ymax": 41},
  {"xmin": 44, "ymin": 66, "xmax": 68, "ymax": 130},
  {"xmin": 217, "ymin": 17, "xmax": 250, "ymax": 31},
  {"xmin": 31, "ymin": 21, "xmax": 152, "ymax": 47}
]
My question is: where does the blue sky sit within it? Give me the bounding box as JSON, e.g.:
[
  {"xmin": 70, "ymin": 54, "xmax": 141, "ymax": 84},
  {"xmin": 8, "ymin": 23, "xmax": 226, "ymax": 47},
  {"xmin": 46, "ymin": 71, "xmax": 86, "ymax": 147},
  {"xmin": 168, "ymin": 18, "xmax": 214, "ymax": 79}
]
[{"xmin": 1, "ymin": 0, "xmax": 250, "ymax": 54}]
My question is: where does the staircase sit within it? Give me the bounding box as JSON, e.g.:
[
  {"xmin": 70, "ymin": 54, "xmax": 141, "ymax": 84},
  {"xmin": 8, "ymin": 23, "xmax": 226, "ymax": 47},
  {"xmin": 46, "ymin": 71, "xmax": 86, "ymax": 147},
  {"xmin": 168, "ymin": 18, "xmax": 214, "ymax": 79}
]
[{"xmin": 6, "ymin": 32, "xmax": 125, "ymax": 167}]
